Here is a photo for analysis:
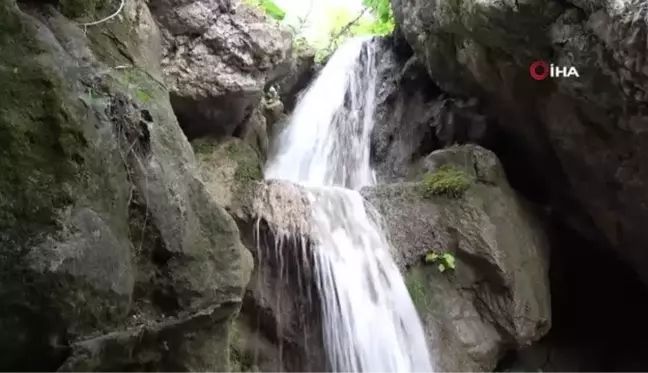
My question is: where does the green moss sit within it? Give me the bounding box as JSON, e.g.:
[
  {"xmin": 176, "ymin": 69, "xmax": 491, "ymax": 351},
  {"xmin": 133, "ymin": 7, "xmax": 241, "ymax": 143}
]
[
  {"xmin": 57, "ymin": 0, "xmax": 108, "ymax": 19},
  {"xmin": 0, "ymin": 0, "xmax": 85, "ymax": 250},
  {"xmin": 405, "ymin": 270, "xmax": 427, "ymax": 310},
  {"xmin": 419, "ymin": 164, "xmax": 473, "ymax": 198},
  {"xmin": 0, "ymin": 3, "xmax": 96, "ymax": 369},
  {"xmin": 83, "ymin": 5, "xmax": 141, "ymax": 67},
  {"xmin": 192, "ymin": 138, "xmax": 221, "ymax": 155},
  {"xmin": 115, "ymin": 68, "xmax": 160, "ymax": 105},
  {"xmin": 226, "ymin": 142, "xmax": 263, "ymax": 185}
]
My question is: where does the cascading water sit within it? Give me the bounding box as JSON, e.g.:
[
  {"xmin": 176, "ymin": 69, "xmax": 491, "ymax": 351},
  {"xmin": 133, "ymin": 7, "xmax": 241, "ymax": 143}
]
[{"xmin": 265, "ymin": 37, "xmax": 433, "ymax": 372}]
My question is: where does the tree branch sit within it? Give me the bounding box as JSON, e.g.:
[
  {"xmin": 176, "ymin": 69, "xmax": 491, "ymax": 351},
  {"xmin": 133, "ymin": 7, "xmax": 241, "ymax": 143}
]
[{"xmin": 330, "ymin": 7, "xmax": 368, "ymax": 41}]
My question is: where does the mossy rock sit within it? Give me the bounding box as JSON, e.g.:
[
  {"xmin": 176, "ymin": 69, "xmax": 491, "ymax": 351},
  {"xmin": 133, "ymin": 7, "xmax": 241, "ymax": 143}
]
[
  {"xmin": 193, "ymin": 137, "xmax": 263, "ymax": 211},
  {"xmin": 419, "ymin": 164, "xmax": 473, "ymax": 198},
  {"xmin": 57, "ymin": 0, "xmax": 109, "ymax": 19},
  {"xmin": 0, "ymin": 3, "xmax": 135, "ymax": 370}
]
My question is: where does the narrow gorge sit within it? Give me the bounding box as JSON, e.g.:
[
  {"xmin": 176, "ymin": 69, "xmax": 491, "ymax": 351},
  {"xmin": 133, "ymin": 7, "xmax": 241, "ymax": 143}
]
[{"xmin": 1, "ymin": 0, "xmax": 648, "ymax": 372}]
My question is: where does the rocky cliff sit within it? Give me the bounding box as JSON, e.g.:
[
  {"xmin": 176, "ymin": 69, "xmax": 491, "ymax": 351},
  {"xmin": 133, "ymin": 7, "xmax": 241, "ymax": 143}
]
[
  {"xmin": 0, "ymin": 0, "xmax": 298, "ymax": 370},
  {"xmin": 391, "ymin": 0, "xmax": 648, "ymax": 286},
  {"xmin": 380, "ymin": 0, "xmax": 648, "ymax": 370}
]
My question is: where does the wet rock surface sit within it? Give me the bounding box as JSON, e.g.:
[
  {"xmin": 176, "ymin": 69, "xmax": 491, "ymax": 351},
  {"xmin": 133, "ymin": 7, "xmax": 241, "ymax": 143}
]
[
  {"xmin": 363, "ymin": 145, "xmax": 551, "ymax": 372},
  {"xmin": 230, "ymin": 180, "xmax": 326, "ymax": 372}
]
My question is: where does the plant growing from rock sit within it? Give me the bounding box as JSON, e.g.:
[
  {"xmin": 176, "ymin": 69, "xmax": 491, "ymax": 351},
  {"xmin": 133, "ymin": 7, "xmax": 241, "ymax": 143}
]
[
  {"xmin": 244, "ymin": 0, "xmax": 286, "ymax": 21},
  {"xmin": 424, "ymin": 251, "xmax": 456, "ymax": 273},
  {"xmin": 419, "ymin": 164, "xmax": 473, "ymax": 198}
]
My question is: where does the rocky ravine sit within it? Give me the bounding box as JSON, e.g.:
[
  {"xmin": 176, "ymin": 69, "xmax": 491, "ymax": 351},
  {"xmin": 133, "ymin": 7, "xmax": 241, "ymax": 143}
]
[{"xmin": 5, "ymin": 0, "xmax": 648, "ymax": 371}]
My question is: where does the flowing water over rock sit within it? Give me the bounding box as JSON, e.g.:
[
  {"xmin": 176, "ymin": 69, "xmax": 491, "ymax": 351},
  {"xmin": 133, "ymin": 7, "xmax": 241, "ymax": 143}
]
[{"xmin": 265, "ymin": 37, "xmax": 434, "ymax": 372}]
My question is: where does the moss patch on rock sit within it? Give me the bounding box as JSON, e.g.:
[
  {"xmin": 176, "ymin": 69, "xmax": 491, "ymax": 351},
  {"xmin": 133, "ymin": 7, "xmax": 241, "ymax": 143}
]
[
  {"xmin": 227, "ymin": 141, "xmax": 263, "ymax": 185},
  {"xmin": 57, "ymin": 0, "xmax": 109, "ymax": 19},
  {"xmin": 405, "ymin": 269, "xmax": 428, "ymax": 310},
  {"xmin": 419, "ymin": 164, "xmax": 473, "ymax": 198},
  {"xmin": 0, "ymin": 4, "xmax": 84, "ymax": 249},
  {"xmin": 193, "ymin": 137, "xmax": 263, "ymax": 211},
  {"xmin": 0, "ymin": 3, "xmax": 122, "ymax": 370}
]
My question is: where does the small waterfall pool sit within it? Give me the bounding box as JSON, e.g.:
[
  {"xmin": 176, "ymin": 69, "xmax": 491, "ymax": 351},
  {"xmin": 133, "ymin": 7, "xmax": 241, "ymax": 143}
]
[{"xmin": 264, "ymin": 37, "xmax": 434, "ymax": 372}]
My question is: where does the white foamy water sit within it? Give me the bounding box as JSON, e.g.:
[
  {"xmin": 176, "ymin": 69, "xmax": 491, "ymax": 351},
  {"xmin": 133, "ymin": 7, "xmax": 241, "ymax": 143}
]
[{"xmin": 265, "ymin": 37, "xmax": 433, "ymax": 372}]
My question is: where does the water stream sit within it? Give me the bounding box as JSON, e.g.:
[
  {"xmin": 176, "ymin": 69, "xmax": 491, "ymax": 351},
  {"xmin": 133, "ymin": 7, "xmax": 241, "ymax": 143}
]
[{"xmin": 265, "ymin": 37, "xmax": 433, "ymax": 372}]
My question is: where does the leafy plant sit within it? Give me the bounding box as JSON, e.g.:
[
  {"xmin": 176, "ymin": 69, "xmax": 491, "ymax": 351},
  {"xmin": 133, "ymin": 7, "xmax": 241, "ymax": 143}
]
[
  {"xmin": 420, "ymin": 165, "xmax": 473, "ymax": 198},
  {"xmin": 424, "ymin": 251, "xmax": 456, "ymax": 273},
  {"xmin": 313, "ymin": 4, "xmax": 395, "ymax": 63},
  {"xmin": 362, "ymin": 0, "xmax": 393, "ymax": 23},
  {"xmin": 245, "ymin": 0, "xmax": 286, "ymax": 21}
]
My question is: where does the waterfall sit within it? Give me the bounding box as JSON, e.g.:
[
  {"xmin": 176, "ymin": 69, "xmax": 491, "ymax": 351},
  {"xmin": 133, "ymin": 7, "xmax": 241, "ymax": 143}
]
[{"xmin": 265, "ymin": 37, "xmax": 434, "ymax": 372}]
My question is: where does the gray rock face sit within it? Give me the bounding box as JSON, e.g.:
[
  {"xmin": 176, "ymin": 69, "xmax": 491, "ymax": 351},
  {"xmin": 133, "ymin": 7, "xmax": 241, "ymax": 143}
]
[
  {"xmin": 393, "ymin": 0, "xmax": 648, "ymax": 287},
  {"xmin": 362, "ymin": 145, "xmax": 551, "ymax": 372},
  {"xmin": 148, "ymin": 0, "xmax": 292, "ymax": 140},
  {"xmin": 271, "ymin": 42, "xmax": 317, "ymax": 112},
  {"xmin": 371, "ymin": 37, "xmax": 492, "ymax": 181},
  {"xmin": 229, "ymin": 180, "xmax": 326, "ymax": 372},
  {"xmin": 0, "ymin": 1, "xmax": 250, "ymax": 370}
]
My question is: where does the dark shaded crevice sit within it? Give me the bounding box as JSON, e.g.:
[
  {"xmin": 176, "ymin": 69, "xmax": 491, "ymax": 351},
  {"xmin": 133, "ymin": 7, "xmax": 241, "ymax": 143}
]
[
  {"xmin": 496, "ymin": 216, "xmax": 648, "ymax": 371},
  {"xmin": 170, "ymin": 92, "xmax": 258, "ymax": 141}
]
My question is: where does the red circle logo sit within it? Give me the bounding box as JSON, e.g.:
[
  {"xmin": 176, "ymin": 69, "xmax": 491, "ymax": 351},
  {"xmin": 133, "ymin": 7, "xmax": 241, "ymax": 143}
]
[{"xmin": 529, "ymin": 60, "xmax": 549, "ymax": 80}]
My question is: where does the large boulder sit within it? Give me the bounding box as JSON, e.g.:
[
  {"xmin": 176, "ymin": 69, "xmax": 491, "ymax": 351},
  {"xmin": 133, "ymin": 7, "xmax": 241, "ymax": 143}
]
[
  {"xmin": 362, "ymin": 145, "xmax": 551, "ymax": 372},
  {"xmin": 148, "ymin": 0, "xmax": 292, "ymax": 140},
  {"xmin": 0, "ymin": 1, "xmax": 251, "ymax": 370},
  {"xmin": 392, "ymin": 0, "xmax": 648, "ymax": 288}
]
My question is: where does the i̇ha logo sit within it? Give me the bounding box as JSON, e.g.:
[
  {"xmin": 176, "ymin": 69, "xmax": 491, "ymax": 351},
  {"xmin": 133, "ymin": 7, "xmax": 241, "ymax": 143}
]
[{"xmin": 529, "ymin": 60, "xmax": 580, "ymax": 80}]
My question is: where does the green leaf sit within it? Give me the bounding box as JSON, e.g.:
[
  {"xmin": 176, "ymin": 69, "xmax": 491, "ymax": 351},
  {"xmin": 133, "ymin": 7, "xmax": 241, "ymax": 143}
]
[
  {"xmin": 438, "ymin": 263, "xmax": 446, "ymax": 272},
  {"xmin": 443, "ymin": 253, "xmax": 456, "ymax": 269},
  {"xmin": 244, "ymin": 0, "xmax": 286, "ymax": 21},
  {"xmin": 424, "ymin": 252, "xmax": 439, "ymax": 263}
]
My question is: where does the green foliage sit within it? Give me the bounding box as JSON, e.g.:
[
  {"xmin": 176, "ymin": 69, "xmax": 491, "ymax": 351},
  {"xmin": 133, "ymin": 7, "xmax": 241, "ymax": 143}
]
[
  {"xmin": 244, "ymin": 0, "xmax": 286, "ymax": 21},
  {"xmin": 419, "ymin": 165, "xmax": 473, "ymax": 198},
  {"xmin": 313, "ymin": 5, "xmax": 395, "ymax": 63},
  {"xmin": 363, "ymin": 0, "xmax": 393, "ymax": 23},
  {"xmin": 424, "ymin": 251, "xmax": 456, "ymax": 273}
]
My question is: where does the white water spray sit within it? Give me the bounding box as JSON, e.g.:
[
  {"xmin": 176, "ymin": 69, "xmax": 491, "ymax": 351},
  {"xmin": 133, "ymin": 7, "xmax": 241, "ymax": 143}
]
[{"xmin": 265, "ymin": 37, "xmax": 433, "ymax": 372}]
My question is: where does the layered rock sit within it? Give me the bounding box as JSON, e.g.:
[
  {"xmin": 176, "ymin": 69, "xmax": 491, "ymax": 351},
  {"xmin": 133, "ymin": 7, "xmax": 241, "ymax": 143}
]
[
  {"xmin": 392, "ymin": 0, "xmax": 648, "ymax": 289},
  {"xmin": 362, "ymin": 145, "xmax": 551, "ymax": 371},
  {"xmin": 148, "ymin": 0, "xmax": 293, "ymax": 141},
  {"xmin": 0, "ymin": 0, "xmax": 251, "ymax": 370}
]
